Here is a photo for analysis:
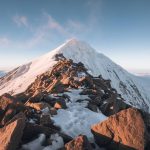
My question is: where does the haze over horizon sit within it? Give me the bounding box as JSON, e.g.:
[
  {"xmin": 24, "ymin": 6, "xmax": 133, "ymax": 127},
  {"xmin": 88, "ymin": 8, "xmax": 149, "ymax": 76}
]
[{"xmin": 0, "ymin": 0, "xmax": 150, "ymax": 75}]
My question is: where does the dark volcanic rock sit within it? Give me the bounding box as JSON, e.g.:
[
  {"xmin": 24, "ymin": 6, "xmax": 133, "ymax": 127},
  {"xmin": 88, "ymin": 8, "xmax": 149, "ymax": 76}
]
[
  {"xmin": 22, "ymin": 123, "xmax": 72, "ymax": 144},
  {"xmin": 40, "ymin": 114, "xmax": 53, "ymax": 127}
]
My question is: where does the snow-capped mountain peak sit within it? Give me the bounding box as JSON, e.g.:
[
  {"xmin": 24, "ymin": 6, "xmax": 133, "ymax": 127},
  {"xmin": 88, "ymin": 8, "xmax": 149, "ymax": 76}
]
[{"xmin": 0, "ymin": 39, "xmax": 150, "ymax": 112}]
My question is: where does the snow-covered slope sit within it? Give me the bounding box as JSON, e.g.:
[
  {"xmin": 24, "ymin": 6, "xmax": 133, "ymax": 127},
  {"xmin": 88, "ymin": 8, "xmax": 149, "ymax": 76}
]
[
  {"xmin": 0, "ymin": 71, "xmax": 6, "ymax": 77},
  {"xmin": 136, "ymin": 76, "xmax": 150, "ymax": 97},
  {"xmin": 0, "ymin": 39, "xmax": 150, "ymax": 111}
]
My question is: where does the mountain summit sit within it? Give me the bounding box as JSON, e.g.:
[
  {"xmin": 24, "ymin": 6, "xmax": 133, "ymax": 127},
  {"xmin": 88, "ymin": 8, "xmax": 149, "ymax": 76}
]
[
  {"xmin": 0, "ymin": 39, "xmax": 150, "ymax": 149},
  {"xmin": 0, "ymin": 39, "xmax": 150, "ymax": 111}
]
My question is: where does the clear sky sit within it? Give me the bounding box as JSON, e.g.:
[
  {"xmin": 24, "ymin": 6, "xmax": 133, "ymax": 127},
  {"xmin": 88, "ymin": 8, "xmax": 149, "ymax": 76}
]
[{"xmin": 0, "ymin": 0, "xmax": 150, "ymax": 74}]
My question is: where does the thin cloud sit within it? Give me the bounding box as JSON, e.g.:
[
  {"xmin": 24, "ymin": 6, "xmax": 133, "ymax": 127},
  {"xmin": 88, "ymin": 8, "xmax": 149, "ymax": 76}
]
[
  {"xmin": 86, "ymin": 0, "xmax": 102, "ymax": 28},
  {"xmin": 24, "ymin": 14, "xmax": 67, "ymax": 48},
  {"xmin": 0, "ymin": 37, "xmax": 10, "ymax": 46},
  {"xmin": 7, "ymin": 12, "xmax": 95, "ymax": 49},
  {"xmin": 66, "ymin": 20, "xmax": 86, "ymax": 34},
  {"xmin": 13, "ymin": 15, "xmax": 28, "ymax": 27}
]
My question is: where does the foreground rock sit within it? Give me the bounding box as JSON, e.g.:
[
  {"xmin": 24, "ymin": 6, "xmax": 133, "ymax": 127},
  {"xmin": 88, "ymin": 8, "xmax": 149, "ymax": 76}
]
[
  {"xmin": 64, "ymin": 135, "xmax": 93, "ymax": 150},
  {"xmin": 0, "ymin": 93, "xmax": 26, "ymax": 127},
  {"xmin": 0, "ymin": 112, "xmax": 26, "ymax": 150},
  {"xmin": 91, "ymin": 108, "xmax": 145, "ymax": 150}
]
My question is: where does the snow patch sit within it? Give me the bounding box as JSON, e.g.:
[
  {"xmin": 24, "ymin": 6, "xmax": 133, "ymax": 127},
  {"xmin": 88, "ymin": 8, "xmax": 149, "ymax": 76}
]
[{"xmin": 52, "ymin": 88, "xmax": 106, "ymax": 141}]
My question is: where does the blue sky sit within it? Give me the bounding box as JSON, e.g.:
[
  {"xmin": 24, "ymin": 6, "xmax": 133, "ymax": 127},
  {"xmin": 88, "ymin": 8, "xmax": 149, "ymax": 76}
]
[{"xmin": 0, "ymin": 0, "xmax": 150, "ymax": 74}]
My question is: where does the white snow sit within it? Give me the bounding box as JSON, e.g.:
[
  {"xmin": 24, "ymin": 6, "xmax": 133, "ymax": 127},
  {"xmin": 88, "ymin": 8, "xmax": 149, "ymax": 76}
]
[
  {"xmin": 52, "ymin": 88, "xmax": 106, "ymax": 141},
  {"xmin": 22, "ymin": 134, "xmax": 45, "ymax": 150},
  {"xmin": 0, "ymin": 39, "xmax": 150, "ymax": 111},
  {"xmin": 43, "ymin": 134, "xmax": 64, "ymax": 150},
  {"xmin": 64, "ymin": 88, "xmax": 89, "ymax": 103},
  {"xmin": 136, "ymin": 76, "xmax": 150, "ymax": 96},
  {"xmin": 21, "ymin": 134, "xmax": 64, "ymax": 150},
  {"xmin": 0, "ymin": 50, "xmax": 58, "ymax": 95}
]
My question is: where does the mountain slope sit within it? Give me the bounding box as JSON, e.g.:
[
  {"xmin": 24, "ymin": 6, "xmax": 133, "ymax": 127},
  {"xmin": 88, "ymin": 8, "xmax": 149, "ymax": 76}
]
[
  {"xmin": 1, "ymin": 58, "xmax": 142, "ymax": 150},
  {"xmin": 136, "ymin": 75, "xmax": 150, "ymax": 95},
  {"xmin": 0, "ymin": 39, "xmax": 149, "ymax": 112},
  {"xmin": 0, "ymin": 71, "xmax": 5, "ymax": 77}
]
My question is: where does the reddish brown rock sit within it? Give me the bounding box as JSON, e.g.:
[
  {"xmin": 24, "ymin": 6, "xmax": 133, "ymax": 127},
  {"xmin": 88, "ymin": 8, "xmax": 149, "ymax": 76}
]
[
  {"xmin": 25, "ymin": 101, "xmax": 50, "ymax": 111},
  {"xmin": 0, "ymin": 94, "xmax": 26, "ymax": 126},
  {"xmin": 0, "ymin": 112, "xmax": 26, "ymax": 150},
  {"xmin": 91, "ymin": 108, "xmax": 145, "ymax": 150},
  {"xmin": 54, "ymin": 100, "xmax": 67, "ymax": 109},
  {"xmin": 61, "ymin": 75, "xmax": 70, "ymax": 85},
  {"xmin": 64, "ymin": 135, "xmax": 93, "ymax": 150}
]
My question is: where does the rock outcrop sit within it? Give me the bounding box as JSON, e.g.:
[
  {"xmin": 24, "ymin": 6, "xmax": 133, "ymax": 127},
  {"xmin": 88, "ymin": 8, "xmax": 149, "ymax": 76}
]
[
  {"xmin": 0, "ymin": 112, "xmax": 26, "ymax": 150},
  {"xmin": 0, "ymin": 93, "xmax": 26, "ymax": 127},
  {"xmin": 64, "ymin": 135, "xmax": 93, "ymax": 150},
  {"xmin": 91, "ymin": 108, "xmax": 145, "ymax": 150}
]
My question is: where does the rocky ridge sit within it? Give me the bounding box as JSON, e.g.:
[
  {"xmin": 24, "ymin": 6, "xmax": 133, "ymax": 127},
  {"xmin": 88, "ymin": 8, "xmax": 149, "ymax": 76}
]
[
  {"xmin": 0, "ymin": 55, "xmax": 149, "ymax": 150},
  {"xmin": 0, "ymin": 39, "xmax": 150, "ymax": 112}
]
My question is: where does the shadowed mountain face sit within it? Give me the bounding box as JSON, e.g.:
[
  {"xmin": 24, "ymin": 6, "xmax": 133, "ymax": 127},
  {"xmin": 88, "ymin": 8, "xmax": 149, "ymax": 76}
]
[{"xmin": 136, "ymin": 75, "xmax": 150, "ymax": 94}]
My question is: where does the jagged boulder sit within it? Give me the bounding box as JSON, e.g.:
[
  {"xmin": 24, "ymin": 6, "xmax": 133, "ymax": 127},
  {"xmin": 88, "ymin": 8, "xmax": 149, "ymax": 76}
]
[
  {"xmin": 0, "ymin": 112, "xmax": 26, "ymax": 150},
  {"xmin": 1, "ymin": 107, "xmax": 16, "ymax": 126},
  {"xmin": 25, "ymin": 101, "xmax": 51, "ymax": 111},
  {"xmin": 64, "ymin": 135, "xmax": 93, "ymax": 150},
  {"xmin": 0, "ymin": 93, "xmax": 16, "ymax": 111},
  {"xmin": 0, "ymin": 94, "xmax": 26, "ymax": 126},
  {"xmin": 91, "ymin": 108, "xmax": 145, "ymax": 150}
]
